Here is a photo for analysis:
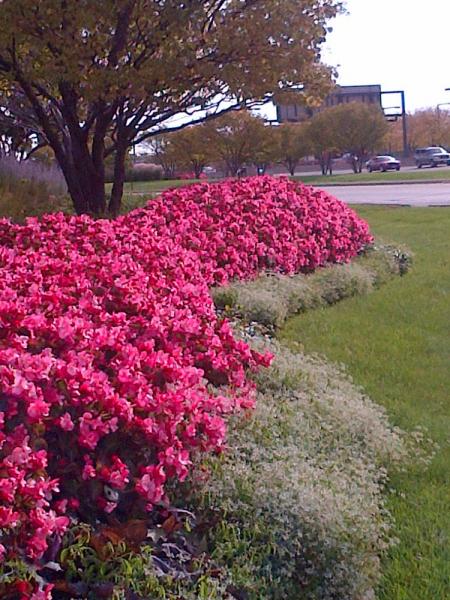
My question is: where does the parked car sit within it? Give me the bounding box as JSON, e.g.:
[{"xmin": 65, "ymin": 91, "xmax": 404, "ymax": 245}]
[
  {"xmin": 203, "ymin": 166, "xmax": 217, "ymax": 175},
  {"xmin": 366, "ymin": 155, "xmax": 401, "ymax": 172},
  {"xmin": 414, "ymin": 147, "xmax": 450, "ymax": 168}
]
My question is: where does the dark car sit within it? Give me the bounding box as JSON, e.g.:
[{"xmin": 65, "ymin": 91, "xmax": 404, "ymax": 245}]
[
  {"xmin": 414, "ymin": 147, "xmax": 450, "ymax": 168},
  {"xmin": 366, "ymin": 155, "xmax": 401, "ymax": 172}
]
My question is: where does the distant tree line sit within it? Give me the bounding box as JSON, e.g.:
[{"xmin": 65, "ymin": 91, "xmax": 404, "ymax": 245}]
[
  {"xmin": 143, "ymin": 102, "xmax": 388, "ymax": 178},
  {"xmin": 4, "ymin": 100, "xmax": 450, "ymax": 187}
]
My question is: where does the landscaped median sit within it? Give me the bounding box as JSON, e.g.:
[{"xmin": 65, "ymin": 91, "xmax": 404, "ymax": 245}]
[
  {"xmin": 0, "ymin": 177, "xmax": 432, "ymax": 599},
  {"xmin": 115, "ymin": 166, "xmax": 450, "ymax": 202}
]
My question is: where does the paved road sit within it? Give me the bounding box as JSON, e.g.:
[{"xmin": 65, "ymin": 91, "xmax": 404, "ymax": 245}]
[
  {"xmin": 290, "ymin": 164, "xmax": 431, "ymax": 178},
  {"xmin": 318, "ymin": 183, "xmax": 450, "ymax": 207}
]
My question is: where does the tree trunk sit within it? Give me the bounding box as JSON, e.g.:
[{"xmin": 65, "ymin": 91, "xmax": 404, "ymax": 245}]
[
  {"xmin": 57, "ymin": 150, "xmax": 106, "ymax": 216},
  {"xmin": 357, "ymin": 155, "xmax": 364, "ymax": 173},
  {"xmin": 56, "ymin": 85, "xmax": 108, "ymax": 216},
  {"xmin": 108, "ymin": 142, "xmax": 128, "ymax": 217},
  {"xmin": 227, "ymin": 159, "xmax": 241, "ymax": 177},
  {"xmin": 193, "ymin": 163, "xmax": 204, "ymax": 179},
  {"xmin": 327, "ymin": 154, "xmax": 333, "ymax": 176},
  {"xmin": 163, "ymin": 164, "xmax": 176, "ymax": 179},
  {"xmin": 287, "ymin": 159, "xmax": 297, "ymax": 176}
]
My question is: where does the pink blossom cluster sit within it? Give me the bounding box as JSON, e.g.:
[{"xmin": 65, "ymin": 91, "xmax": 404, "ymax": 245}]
[
  {"xmin": 0, "ymin": 176, "xmax": 371, "ymax": 578},
  {"xmin": 126, "ymin": 176, "xmax": 372, "ymax": 285},
  {"xmin": 0, "ymin": 427, "xmax": 68, "ymax": 560}
]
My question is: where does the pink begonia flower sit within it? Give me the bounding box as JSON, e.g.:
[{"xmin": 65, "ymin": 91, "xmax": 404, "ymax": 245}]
[
  {"xmin": 30, "ymin": 584, "xmax": 54, "ymax": 600},
  {"xmin": 0, "ymin": 506, "xmax": 20, "ymax": 527},
  {"xmin": 26, "ymin": 532, "xmax": 50, "ymax": 560},
  {"xmin": 136, "ymin": 465, "xmax": 166, "ymax": 506},
  {"xmin": 8, "ymin": 443, "xmax": 33, "ymax": 466},
  {"xmin": 159, "ymin": 446, "xmax": 191, "ymax": 480},
  {"xmin": 82, "ymin": 456, "xmax": 97, "ymax": 480},
  {"xmin": 68, "ymin": 497, "xmax": 80, "ymax": 510},
  {"xmin": 105, "ymin": 455, "xmax": 130, "ymax": 489},
  {"xmin": 27, "ymin": 399, "xmax": 50, "ymax": 421},
  {"xmin": 11, "ymin": 372, "xmax": 34, "ymax": 397},
  {"xmin": 58, "ymin": 412, "xmax": 75, "ymax": 431}
]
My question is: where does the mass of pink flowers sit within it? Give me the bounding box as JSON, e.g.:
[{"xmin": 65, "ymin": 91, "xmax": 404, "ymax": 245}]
[
  {"xmin": 125, "ymin": 176, "xmax": 372, "ymax": 285},
  {"xmin": 0, "ymin": 176, "xmax": 371, "ymax": 589}
]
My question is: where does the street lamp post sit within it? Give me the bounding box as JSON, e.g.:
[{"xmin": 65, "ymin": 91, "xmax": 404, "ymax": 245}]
[{"xmin": 400, "ymin": 91, "xmax": 407, "ymax": 157}]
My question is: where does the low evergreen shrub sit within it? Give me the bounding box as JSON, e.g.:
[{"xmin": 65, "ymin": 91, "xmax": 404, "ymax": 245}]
[{"xmin": 0, "ymin": 156, "xmax": 70, "ymax": 221}]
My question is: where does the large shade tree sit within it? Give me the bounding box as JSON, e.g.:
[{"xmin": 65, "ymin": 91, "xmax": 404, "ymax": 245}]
[
  {"xmin": 0, "ymin": 0, "xmax": 341, "ymax": 215},
  {"xmin": 307, "ymin": 102, "xmax": 387, "ymax": 174},
  {"xmin": 404, "ymin": 108, "xmax": 450, "ymax": 150},
  {"xmin": 248, "ymin": 121, "xmax": 279, "ymax": 175},
  {"xmin": 145, "ymin": 134, "xmax": 180, "ymax": 180}
]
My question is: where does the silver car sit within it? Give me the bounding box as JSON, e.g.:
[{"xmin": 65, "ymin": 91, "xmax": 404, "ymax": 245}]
[
  {"xmin": 414, "ymin": 147, "xmax": 450, "ymax": 168},
  {"xmin": 366, "ymin": 155, "xmax": 401, "ymax": 172}
]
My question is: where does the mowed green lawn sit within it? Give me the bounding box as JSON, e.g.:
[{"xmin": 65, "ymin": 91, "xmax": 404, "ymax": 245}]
[{"xmin": 280, "ymin": 206, "xmax": 450, "ymax": 600}]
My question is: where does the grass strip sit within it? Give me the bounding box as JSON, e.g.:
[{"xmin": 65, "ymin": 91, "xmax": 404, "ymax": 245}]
[{"xmin": 279, "ymin": 206, "xmax": 450, "ymax": 600}]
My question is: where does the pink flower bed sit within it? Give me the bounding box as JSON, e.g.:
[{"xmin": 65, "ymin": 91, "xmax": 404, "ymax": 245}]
[
  {"xmin": 125, "ymin": 176, "xmax": 371, "ymax": 285},
  {"xmin": 0, "ymin": 176, "xmax": 371, "ymax": 589}
]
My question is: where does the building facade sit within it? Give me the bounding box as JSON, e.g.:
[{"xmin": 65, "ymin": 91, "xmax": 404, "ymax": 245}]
[{"xmin": 276, "ymin": 84, "xmax": 382, "ymax": 123}]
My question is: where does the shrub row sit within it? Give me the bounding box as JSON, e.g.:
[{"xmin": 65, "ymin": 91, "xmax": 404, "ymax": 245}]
[
  {"xmin": 105, "ymin": 163, "xmax": 164, "ymax": 183},
  {"xmin": 212, "ymin": 242, "xmax": 413, "ymax": 328}
]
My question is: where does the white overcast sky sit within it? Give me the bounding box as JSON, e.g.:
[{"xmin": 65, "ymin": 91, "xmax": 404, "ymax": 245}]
[
  {"xmin": 263, "ymin": 0, "xmax": 450, "ymax": 119},
  {"xmin": 322, "ymin": 0, "xmax": 450, "ymax": 112}
]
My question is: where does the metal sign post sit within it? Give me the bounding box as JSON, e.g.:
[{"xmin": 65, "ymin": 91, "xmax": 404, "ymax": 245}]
[{"xmin": 381, "ymin": 90, "xmax": 408, "ymax": 157}]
